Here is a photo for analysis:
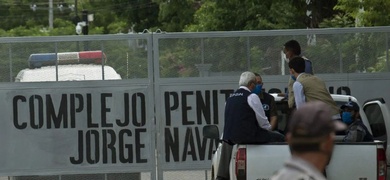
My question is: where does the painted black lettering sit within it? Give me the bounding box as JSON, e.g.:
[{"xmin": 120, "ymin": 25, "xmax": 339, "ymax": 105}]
[
  {"xmin": 70, "ymin": 94, "xmax": 83, "ymax": 128},
  {"xmin": 13, "ymin": 95, "xmax": 27, "ymax": 129},
  {"xmin": 164, "ymin": 92, "xmax": 179, "ymax": 126},
  {"xmin": 182, "ymin": 91, "xmax": 194, "ymax": 125},
  {"xmin": 86, "ymin": 130, "xmax": 99, "ymax": 164},
  {"xmin": 196, "ymin": 91, "xmax": 211, "ymax": 125},
  {"xmin": 182, "ymin": 127, "xmax": 196, "ymax": 161},
  {"xmin": 69, "ymin": 130, "xmax": 84, "ymax": 164},
  {"xmin": 87, "ymin": 94, "xmax": 98, "ymax": 128},
  {"xmin": 101, "ymin": 93, "xmax": 113, "ymax": 128},
  {"xmin": 135, "ymin": 128, "xmax": 147, "ymax": 163},
  {"xmin": 165, "ymin": 127, "xmax": 179, "ymax": 162},
  {"xmin": 132, "ymin": 93, "xmax": 146, "ymax": 127},
  {"xmin": 117, "ymin": 93, "xmax": 130, "ymax": 127},
  {"xmin": 220, "ymin": 89, "xmax": 234, "ymax": 101},
  {"xmin": 119, "ymin": 129, "xmax": 133, "ymax": 163},
  {"xmin": 103, "ymin": 129, "xmax": 116, "ymax": 164},
  {"xmin": 195, "ymin": 127, "xmax": 207, "ymax": 160},
  {"xmin": 212, "ymin": 90, "xmax": 219, "ymax": 124},
  {"xmin": 337, "ymin": 86, "xmax": 351, "ymax": 95},
  {"xmin": 209, "ymin": 137, "xmax": 219, "ymax": 160},
  {"xmin": 328, "ymin": 86, "xmax": 334, "ymax": 94},
  {"xmin": 46, "ymin": 94, "xmax": 68, "ymax": 129},
  {"xmin": 30, "ymin": 95, "xmax": 44, "ymax": 129}
]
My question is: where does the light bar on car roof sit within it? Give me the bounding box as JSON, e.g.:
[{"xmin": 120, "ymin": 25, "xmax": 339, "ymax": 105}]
[{"xmin": 28, "ymin": 51, "xmax": 106, "ymax": 68}]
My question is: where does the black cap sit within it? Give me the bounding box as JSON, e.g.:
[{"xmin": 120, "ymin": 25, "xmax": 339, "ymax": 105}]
[{"xmin": 341, "ymin": 101, "xmax": 359, "ymax": 112}]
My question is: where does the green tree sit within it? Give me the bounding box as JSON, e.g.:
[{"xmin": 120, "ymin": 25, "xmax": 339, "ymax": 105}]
[
  {"xmin": 316, "ymin": 0, "xmax": 390, "ymax": 72},
  {"xmin": 334, "ymin": 0, "xmax": 390, "ymax": 26},
  {"xmin": 85, "ymin": 0, "xmax": 160, "ymax": 33},
  {"xmin": 185, "ymin": 0, "xmax": 304, "ymax": 32},
  {"xmin": 155, "ymin": 0, "xmax": 196, "ymax": 32}
]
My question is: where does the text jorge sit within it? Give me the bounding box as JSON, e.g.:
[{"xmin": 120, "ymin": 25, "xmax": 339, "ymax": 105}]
[{"xmin": 12, "ymin": 93, "xmax": 148, "ymax": 165}]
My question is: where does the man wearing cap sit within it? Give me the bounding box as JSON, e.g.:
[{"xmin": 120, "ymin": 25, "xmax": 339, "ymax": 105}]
[
  {"xmin": 288, "ymin": 57, "xmax": 341, "ymax": 120},
  {"xmin": 270, "ymin": 101, "xmax": 346, "ymax": 180},
  {"xmin": 341, "ymin": 101, "xmax": 374, "ymax": 142}
]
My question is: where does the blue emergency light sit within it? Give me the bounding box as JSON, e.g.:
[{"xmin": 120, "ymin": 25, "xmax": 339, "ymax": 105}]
[{"xmin": 28, "ymin": 51, "xmax": 106, "ymax": 68}]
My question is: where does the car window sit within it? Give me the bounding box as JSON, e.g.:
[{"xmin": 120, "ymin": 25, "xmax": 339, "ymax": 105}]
[{"xmin": 364, "ymin": 103, "xmax": 387, "ymax": 141}]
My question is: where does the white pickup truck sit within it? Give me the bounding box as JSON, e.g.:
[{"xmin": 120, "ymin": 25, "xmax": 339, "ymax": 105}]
[{"xmin": 204, "ymin": 94, "xmax": 390, "ymax": 180}]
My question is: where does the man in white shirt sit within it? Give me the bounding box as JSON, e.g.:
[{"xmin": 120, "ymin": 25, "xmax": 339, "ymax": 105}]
[
  {"xmin": 289, "ymin": 57, "xmax": 340, "ymax": 119},
  {"xmin": 222, "ymin": 71, "xmax": 284, "ymax": 143},
  {"xmin": 283, "ymin": 40, "xmax": 313, "ymax": 109},
  {"xmin": 216, "ymin": 71, "xmax": 284, "ymax": 180}
]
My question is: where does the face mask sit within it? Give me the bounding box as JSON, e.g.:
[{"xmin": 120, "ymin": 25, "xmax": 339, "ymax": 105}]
[
  {"xmin": 291, "ymin": 75, "xmax": 296, "ymax": 81},
  {"xmin": 342, "ymin": 112, "xmax": 353, "ymax": 124},
  {"xmin": 252, "ymin": 84, "xmax": 262, "ymax": 94}
]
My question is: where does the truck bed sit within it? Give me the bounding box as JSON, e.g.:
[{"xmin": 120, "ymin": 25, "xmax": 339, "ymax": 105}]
[{"xmin": 232, "ymin": 142, "xmax": 383, "ymax": 180}]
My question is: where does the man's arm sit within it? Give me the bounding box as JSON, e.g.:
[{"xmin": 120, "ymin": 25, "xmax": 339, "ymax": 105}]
[
  {"xmin": 269, "ymin": 96, "xmax": 278, "ymax": 130},
  {"xmin": 292, "ymin": 81, "xmax": 305, "ymax": 109},
  {"xmin": 287, "ymin": 77, "xmax": 295, "ymax": 108},
  {"xmin": 248, "ymin": 94, "xmax": 272, "ymax": 130},
  {"xmin": 269, "ymin": 116, "xmax": 277, "ymax": 131},
  {"xmin": 343, "ymin": 125, "xmax": 365, "ymax": 142}
]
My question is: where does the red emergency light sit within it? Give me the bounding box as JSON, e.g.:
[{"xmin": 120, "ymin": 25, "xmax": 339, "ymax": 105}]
[{"xmin": 28, "ymin": 51, "xmax": 106, "ymax": 68}]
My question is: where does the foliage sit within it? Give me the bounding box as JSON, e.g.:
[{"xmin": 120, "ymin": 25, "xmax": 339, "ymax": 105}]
[
  {"xmin": 155, "ymin": 0, "xmax": 196, "ymax": 32},
  {"xmin": 49, "ymin": 19, "xmax": 77, "ymax": 35},
  {"xmin": 319, "ymin": 14, "xmax": 355, "ymax": 28},
  {"xmin": 107, "ymin": 21, "xmax": 129, "ymax": 34},
  {"xmin": 185, "ymin": 0, "xmax": 304, "ymax": 32},
  {"xmin": 334, "ymin": 0, "xmax": 390, "ymax": 27},
  {"xmin": 0, "ymin": 0, "xmax": 389, "ymax": 79},
  {"xmin": 316, "ymin": 0, "xmax": 390, "ymax": 72},
  {"xmin": 367, "ymin": 54, "xmax": 389, "ymax": 72}
]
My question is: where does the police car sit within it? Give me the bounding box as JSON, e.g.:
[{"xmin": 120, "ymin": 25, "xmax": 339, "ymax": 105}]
[{"xmin": 15, "ymin": 51, "xmax": 121, "ymax": 82}]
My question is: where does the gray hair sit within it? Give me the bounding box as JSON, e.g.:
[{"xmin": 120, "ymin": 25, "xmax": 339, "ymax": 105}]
[{"xmin": 239, "ymin": 71, "xmax": 255, "ymax": 87}]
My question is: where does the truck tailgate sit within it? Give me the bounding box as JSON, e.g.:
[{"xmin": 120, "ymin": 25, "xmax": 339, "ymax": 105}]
[
  {"xmin": 243, "ymin": 143, "xmax": 381, "ymax": 180},
  {"xmin": 246, "ymin": 144, "xmax": 290, "ymax": 180},
  {"xmin": 327, "ymin": 144, "xmax": 378, "ymax": 180}
]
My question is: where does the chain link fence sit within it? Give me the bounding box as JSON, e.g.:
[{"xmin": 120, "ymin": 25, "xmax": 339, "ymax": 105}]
[
  {"xmin": 155, "ymin": 28, "xmax": 389, "ymax": 78},
  {"xmin": 0, "ymin": 34, "xmax": 150, "ymax": 82},
  {"xmin": 0, "ymin": 27, "xmax": 389, "ymax": 180},
  {"xmin": 0, "ymin": 27, "xmax": 389, "ymax": 82}
]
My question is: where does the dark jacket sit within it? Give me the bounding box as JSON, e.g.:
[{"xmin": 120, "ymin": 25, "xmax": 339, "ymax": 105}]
[
  {"xmin": 343, "ymin": 120, "xmax": 374, "ymax": 142},
  {"xmin": 223, "ymin": 88, "xmax": 269, "ymax": 144},
  {"xmin": 259, "ymin": 92, "xmax": 278, "ymax": 130}
]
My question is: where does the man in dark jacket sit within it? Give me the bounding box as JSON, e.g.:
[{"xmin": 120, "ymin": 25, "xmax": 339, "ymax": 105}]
[
  {"xmin": 341, "ymin": 101, "xmax": 374, "ymax": 142},
  {"xmin": 216, "ymin": 71, "xmax": 284, "ymax": 180},
  {"xmin": 222, "ymin": 71, "xmax": 284, "ymax": 144},
  {"xmin": 254, "ymin": 73, "xmax": 278, "ymax": 131}
]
